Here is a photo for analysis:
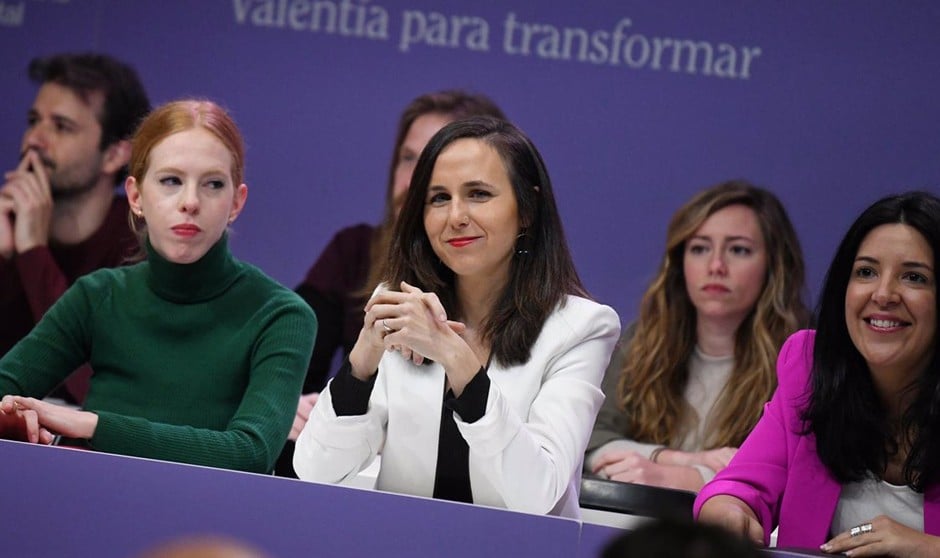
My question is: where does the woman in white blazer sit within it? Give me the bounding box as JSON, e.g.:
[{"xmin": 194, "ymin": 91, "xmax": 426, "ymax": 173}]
[{"xmin": 294, "ymin": 116, "xmax": 620, "ymax": 518}]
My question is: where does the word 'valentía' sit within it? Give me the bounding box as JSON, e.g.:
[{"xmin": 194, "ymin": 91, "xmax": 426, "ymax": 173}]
[{"xmin": 234, "ymin": 0, "xmax": 389, "ymax": 39}]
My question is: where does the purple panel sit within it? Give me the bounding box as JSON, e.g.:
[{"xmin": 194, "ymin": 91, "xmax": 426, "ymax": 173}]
[
  {"xmin": 1, "ymin": 1, "xmax": 938, "ymax": 323},
  {"xmin": 0, "ymin": 440, "xmax": 579, "ymax": 557}
]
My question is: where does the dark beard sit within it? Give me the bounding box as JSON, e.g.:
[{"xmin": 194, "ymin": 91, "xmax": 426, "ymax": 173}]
[
  {"xmin": 50, "ymin": 177, "xmax": 100, "ymax": 201},
  {"xmin": 19, "ymin": 149, "xmax": 101, "ymax": 201}
]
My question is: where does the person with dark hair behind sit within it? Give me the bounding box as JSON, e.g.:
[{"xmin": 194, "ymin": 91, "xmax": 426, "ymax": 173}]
[
  {"xmin": 697, "ymin": 191, "xmax": 940, "ymax": 556},
  {"xmin": 0, "ymin": 53, "xmax": 151, "ymax": 404},
  {"xmin": 293, "ymin": 116, "xmax": 620, "ymax": 517},
  {"xmin": 601, "ymin": 518, "xmax": 761, "ymax": 558},
  {"xmin": 275, "ymin": 90, "xmax": 506, "ymax": 477}
]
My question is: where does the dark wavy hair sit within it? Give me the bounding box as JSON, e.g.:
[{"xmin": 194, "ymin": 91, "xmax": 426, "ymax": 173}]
[
  {"xmin": 805, "ymin": 191, "xmax": 940, "ymax": 491},
  {"xmin": 29, "ymin": 52, "xmax": 151, "ymax": 184},
  {"xmin": 385, "ymin": 116, "xmax": 587, "ymax": 366}
]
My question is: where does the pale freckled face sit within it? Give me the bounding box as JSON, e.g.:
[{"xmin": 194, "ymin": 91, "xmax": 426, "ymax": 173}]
[
  {"xmin": 683, "ymin": 204, "xmax": 768, "ymax": 329},
  {"xmin": 845, "ymin": 224, "xmax": 936, "ymax": 383},
  {"xmin": 423, "ymin": 138, "xmax": 519, "ymax": 288},
  {"xmin": 125, "ymin": 128, "xmax": 247, "ymax": 264}
]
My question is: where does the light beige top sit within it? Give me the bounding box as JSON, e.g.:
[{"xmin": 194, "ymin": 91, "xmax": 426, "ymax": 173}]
[{"xmin": 586, "ymin": 337, "xmax": 733, "ymax": 483}]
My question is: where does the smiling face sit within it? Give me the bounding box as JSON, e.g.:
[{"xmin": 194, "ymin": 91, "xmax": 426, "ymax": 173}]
[
  {"xmin": 683, "ymin": 204, "xmax": 768, "ymax": 330},
  {"xmin": 391, "ymin": 112, "xmax": 452, "ymax": 216},
  {"xmin": 845, "ymin": 223, "xmax": 936, "ymax": 385},
  {"xmin": 125, "ymin": 128, "xmax": 247, "ymax": 264},
  {"xmin": 423, "ymin": 138, "xmax": 520, "ymax": 288}
]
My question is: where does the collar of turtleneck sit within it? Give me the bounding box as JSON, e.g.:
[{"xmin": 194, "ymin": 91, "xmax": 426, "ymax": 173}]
[{"xmin": 145, "ymin": 234, "xmax": 241, "ymax": 303}]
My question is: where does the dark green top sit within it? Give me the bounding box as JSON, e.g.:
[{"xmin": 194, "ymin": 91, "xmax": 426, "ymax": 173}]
[{"xmin": 0, "ymin": 235, "xmax": 316, "ymax": 473}]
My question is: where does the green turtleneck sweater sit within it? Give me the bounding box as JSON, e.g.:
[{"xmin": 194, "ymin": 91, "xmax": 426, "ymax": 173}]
[{"xmin": 0, "ymin": 236, "xmax": 316, "ymax": 473}]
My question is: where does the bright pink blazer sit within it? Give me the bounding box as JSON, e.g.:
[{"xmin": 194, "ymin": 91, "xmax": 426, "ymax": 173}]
[{"xmin": 694, "ymin": 329, "xmax": 940, "ymax": 548}]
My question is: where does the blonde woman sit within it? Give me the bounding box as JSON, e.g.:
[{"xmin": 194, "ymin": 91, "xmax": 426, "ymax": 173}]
[{"xmin": 587, "ymin": 181, "xmax": 808, "ymax": 491}]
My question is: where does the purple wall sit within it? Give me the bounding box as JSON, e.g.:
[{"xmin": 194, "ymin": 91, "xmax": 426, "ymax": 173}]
[{"xmin": 2, "ymin": 1, "xmax": 938, "ymax": 322}]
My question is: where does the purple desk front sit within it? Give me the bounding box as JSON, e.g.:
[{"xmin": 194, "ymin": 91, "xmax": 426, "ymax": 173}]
[{"xmin": 1, "ymin": 440, "xmax": 579, "ymax": 557}]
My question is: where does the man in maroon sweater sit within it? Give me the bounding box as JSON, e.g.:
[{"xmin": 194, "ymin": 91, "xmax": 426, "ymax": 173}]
[{"xmin": 0, "ymin": 53, "xmax": 150, "ymax": 403}]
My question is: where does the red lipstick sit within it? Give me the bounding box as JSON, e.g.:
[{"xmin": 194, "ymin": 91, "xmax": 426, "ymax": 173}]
[
  {"xmin": 447, "ymin": 237, "xmax": 478, "ymax": 248},
  {"xmin": 171, "ymin": 224, "xmax": 202, "ymax": 237}
]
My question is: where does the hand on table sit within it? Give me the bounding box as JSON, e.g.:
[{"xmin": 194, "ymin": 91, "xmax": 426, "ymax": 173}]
[
  {"xmin": 0, "ymin": 395, "xmax": 55, "ymax": 444},
  {"xmin": 591, "ymin": 449, "xmax": 707, "ymax": 491},
  {"xmin": 821, "ymin": 514, "xmax": 940, "ymax": 557},
  {"xmin": 4, "ymin": 395, "xmax": 97, "ymax": 440}
]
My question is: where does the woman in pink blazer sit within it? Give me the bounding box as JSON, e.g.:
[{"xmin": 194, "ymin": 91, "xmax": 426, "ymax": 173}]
[{"xmin": 696, "ymin": 191, "xmax": 940, "ymax": 557}]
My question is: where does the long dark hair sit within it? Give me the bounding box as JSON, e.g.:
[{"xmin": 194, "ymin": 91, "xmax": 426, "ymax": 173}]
[
  {"xmin": 360, "ymin": 90, "xmax": 506, "ymax": 298},
  {"xmin": 386, "ymin": 116, "xmax": 587, "ymax": 366},
  {"xmin": 806, "ymin": 191, "xmax": 940, "ymax": 491}
]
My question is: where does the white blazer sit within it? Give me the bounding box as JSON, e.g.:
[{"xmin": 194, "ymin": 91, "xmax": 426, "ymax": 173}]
[{"xmin": 294, "ymin": 295, "xmax": 620, "ymax": 518}]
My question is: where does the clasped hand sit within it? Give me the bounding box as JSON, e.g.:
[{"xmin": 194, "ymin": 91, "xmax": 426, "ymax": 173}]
[
  {"xmin": 350, "ymin": 282, "xmax": 478, "ymax": 392},
  {"xmin": 592, "ymin": 449, "xmax": 703, "ymax": 491},
  {"xmin": 0, "ymin": 150, "xmax": 54, "ymax": 259},
  {"xmin": 362, "ymin": 281, "xmax": 466, "ymax": 364},
  {"xmin": 592, "ymin": 447, "xmax": 737, "ymax": 492}
]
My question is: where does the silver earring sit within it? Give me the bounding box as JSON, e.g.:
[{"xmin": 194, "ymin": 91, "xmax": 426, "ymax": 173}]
[{"xmin": 515, "ymin": 229, "xmax": 531, "ymax": 256}]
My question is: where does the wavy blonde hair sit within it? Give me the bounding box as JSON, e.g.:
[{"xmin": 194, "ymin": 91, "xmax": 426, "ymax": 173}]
[{"xmin": 618, "ymin": 180, "xmax": 809, "ymax": 448}]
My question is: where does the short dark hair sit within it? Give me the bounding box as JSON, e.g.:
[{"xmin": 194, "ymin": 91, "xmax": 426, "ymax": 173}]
[
  {"xmin": 601, "ymin": 518, "xmax": 761, "ymax": 558},
  {"xmin": 387, "ymin": 116, "xmax": 587, "ymax": 366},
  {"xmin": 807, "ymin": 191, "xmax": 940, "ymax": 491},
  {"xmin": 29, "ymin": 53, "xmax": 151, "ymax": 181}
]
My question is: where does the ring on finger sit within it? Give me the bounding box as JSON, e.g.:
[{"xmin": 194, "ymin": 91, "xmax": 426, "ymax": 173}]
[
  {"xmin": 849, "ymin": 523, "xmax": 872, "ymax": 537},
  {"xmin": 382, "ymin": 319, "xmax": 392, "ymax": 333}
]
